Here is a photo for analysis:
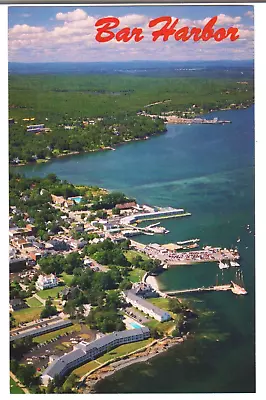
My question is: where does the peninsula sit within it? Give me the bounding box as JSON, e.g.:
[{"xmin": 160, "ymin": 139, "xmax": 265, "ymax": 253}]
[{"xmin": 9, "ymin": 74, "xmax": 253, "ymax": 166}]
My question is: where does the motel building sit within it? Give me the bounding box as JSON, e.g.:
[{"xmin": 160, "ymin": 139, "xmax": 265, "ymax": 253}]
[
  {"xmin": 123, "ymin": 290, "xmax": 171, "ymax": 322},
  {"xmin": 41, "ymin": 327, "xmax": 150, "ymax": 386}
]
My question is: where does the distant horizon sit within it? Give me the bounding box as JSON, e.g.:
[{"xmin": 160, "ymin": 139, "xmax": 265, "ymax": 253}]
[{"xmin": 8, "ymin": 59, "xmax": 254, "ymax": 64}]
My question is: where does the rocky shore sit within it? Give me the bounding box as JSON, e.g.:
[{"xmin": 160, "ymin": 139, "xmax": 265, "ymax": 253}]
[{"xmin": 81, "ymin": 336, "xmax": 186, "ymax": 393}]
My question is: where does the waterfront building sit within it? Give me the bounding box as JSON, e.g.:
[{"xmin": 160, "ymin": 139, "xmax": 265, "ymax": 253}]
[
  {"xmin": 132, "ymin": 282, "xmax": 159, "ymax": 298},
  {"xmin": 120, "ymin": 207, "xmax": 186, "ymax": 225},
  {"xmin": 124, "ymin": 290, "xmax": 171, "ymax": 322},
  {"xmin": 36, "ymin": 273, "xmax": 58, "ymax": 291},
  {"xmin": 41, "ymin": 327, "xmax": 150, "ymax": 386}
]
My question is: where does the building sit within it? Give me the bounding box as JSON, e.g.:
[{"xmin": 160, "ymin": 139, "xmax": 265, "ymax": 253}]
[
  {"xmin": 26, "ymin": 124, "xmax": 45, "ymax": 133},
  {"xmin": 124, "ymin": 290, "xmax": 171, "ymax": 322},
  {"xmin": 41, "ymin": 327, "xmax": 150, "ymax": 386},
  {"xmin": 120, "ymin": 207, "xmax": 186, "ymax": 225},
  {"xmin": 115, "ymin": 202, "xmax": 137, "ymax": 210},
  {"xmin": 131, "ymin": 282, "xmax": 159, "ymax": 298},
  {"xmin": 51, "ymin": 194, "xmax": 65, "ymax": 206},
  {"xmin": 9, "ymin": 298, "xmax": 28, "ymax": 312},
  {"xmin": 10, "ymin": 319, "xmax": 72, "ymax": 342},
  {"xmin": 36, "ymin": 274, "xmax": 58, "ymax": 291}
]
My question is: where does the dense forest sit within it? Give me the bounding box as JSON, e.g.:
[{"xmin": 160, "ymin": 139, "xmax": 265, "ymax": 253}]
[{"xmin": 9, "ymin": 74, "xmax": 254, "ymax": 163}]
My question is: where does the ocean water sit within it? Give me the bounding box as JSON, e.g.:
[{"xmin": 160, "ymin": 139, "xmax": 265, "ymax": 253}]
[{"xmin": 18, "ymin": 106, "xmax": 255, "ymax": 393}]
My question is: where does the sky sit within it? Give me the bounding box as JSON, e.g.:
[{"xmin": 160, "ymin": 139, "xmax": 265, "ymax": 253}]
[{"xmin": 8, "ymin": 5, "xmax": 254, "ymax": 63}]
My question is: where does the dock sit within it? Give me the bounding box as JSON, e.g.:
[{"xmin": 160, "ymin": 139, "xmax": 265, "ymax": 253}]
[
  {"xmin": 165, "ymin": 284, "xmax": 232, "ymax": 296},
  {"xmin": 164, "ymin": 281, "xmax": 247, "ymax": 296}
]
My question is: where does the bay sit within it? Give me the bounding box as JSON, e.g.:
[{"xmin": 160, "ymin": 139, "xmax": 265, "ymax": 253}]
[{"xmin": 18, "ymin": 106, "xmax": 255, "ymax": 393}]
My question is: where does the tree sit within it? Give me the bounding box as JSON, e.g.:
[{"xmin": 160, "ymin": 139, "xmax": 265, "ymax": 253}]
[{"xmin": 16, "ymin": 364, "xmax": 36, "ymax": 387}]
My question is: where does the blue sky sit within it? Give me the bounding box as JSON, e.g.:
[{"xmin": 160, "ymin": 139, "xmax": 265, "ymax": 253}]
[{"xmin": 8, "ymin": 5, "xmax": 254, "ymax": 62}]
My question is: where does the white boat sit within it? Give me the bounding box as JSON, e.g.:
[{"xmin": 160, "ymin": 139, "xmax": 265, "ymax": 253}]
[
  {"xmin": 230, "ymin": 261, "xmax": 240, "ymax": 267},
  {"xmin": 219, "ymin": 261, "xmax": 229, "ymax": 270},
  {"xmin": 237, "ymin": 238, "xmax": 241, "ymax": 243}
]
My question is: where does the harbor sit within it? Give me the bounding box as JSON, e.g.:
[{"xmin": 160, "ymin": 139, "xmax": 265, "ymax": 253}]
[
  {"xmin": 18, "ymin": 105, "xmax": 255, "ymax": 393},
  {"xmin": 133, "ymin": 242, "xmax": 240, "ymax": 266}
]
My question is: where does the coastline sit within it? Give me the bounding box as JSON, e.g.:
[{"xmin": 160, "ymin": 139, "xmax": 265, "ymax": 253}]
[
  {"xmin": 81, "ymin": 336, "xmax": 186, "ymax": 393},
  {"xmin": 10, "ymin": 130, "xmax": 166, "ymax": 168},
  {"xmin": 10, "ymin": 103, "xmax": 253, "ymax": 169},
  {"xmin": 145, "ymin": 274, "xmax": 160, "ymax": 292}
]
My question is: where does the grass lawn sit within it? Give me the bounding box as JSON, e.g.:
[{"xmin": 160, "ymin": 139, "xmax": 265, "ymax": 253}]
[
  {"xmin": 72, "ymin": 360, "xmax": 100, "ymax": 378},
  {"xmin": 125, "ymin": 250, "xmax": 149, "ymax": 263},
  {"xmin": 26, "ymin": 297, "xmax": 43, "ymax": 308},
  {"xmin": 61, "ymin": 272, "xmax": 74, "ymax": 286},
  {"xmin": 128, "ymin": 268, "xmax": 146, "ymax": 283},
  {"xmin": 97, "ymin": 338, "xmax": 153, "ymax": 364},
  {"xmin": 33, "ymin": 324, "xmax": 82, "ymax": 344},
  {"xmin": 146, "ymin": 297, "xmax": 171, "ymax": 311},
  {"xmin": 145, "ymin": 319, "xmax": 176, "ymax": 335},
  {"xmin": 13, "ymin": 307, "xmax": 44, "ymax": 324},
  {"xmin": 37, "ymin": 285, "xmax": 65, "ymax": 300},
  {"xmin": 10, "ymin": 377, "xmax": 24, "ymax": 394}
]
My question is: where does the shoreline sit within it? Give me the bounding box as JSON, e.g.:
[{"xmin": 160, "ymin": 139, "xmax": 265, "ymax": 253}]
[
  {"xmin": 10, "ymin": 130, "xmax": 166, "ymax": 168},
  {"xmin": 145, "ymin": 274, "xmax": 160, "ymax": 292},
  {"xmin": 10, "ymin": 104, "xmax": 253, "ymax": 169},
  {"xmin": 82, "ymin": 336, "xmax": 186, "ymax": 393}
]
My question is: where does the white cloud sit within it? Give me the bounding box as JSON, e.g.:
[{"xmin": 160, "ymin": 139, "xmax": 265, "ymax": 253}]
[
  {"xmin": 56, "ymin": 8, "xmax": 88, "ymax": 22},
  {"xmin": 245, "ymin": 11, "xmax": 254, "ymax": 19},
  {"xmin": 8, "ymin": 8, "xmax": 254, "ymax": 63}
]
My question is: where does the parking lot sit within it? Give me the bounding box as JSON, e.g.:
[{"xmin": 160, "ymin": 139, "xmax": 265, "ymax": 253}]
[
  {"xmin": 125, "ymin": 307, "xmax": 150, "ymax": 324},
  {"xmin": 22, "ymin": 326, "xmax": 96, "ymax": 372}
]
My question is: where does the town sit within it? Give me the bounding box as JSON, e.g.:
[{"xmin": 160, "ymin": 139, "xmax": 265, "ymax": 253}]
[{"xmin": 9, "ymin": 172, "xmax": 245, "ymax": 394}]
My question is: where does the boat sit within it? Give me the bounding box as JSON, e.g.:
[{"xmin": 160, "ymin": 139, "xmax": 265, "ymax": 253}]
[
  {"xmin": 230, "ymin": 261, "xmax": 240, "ymax": 267},
  {"xmin": 218, "ymin": 261, "xmax": 229, "ymax": 270},
  {"xmin": 231, "ymin": 281, "xmax": 248, "ymax": 295},
  {"xmin": 237, "ymin": 238, "xmax": 241, "ymax": 243}
]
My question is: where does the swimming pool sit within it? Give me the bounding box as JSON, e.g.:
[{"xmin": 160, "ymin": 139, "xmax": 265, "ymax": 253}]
[
  {"xmin": 130, "ymin": 322, "xmax": 142, "ymax": 329},
  {"xmin": 68, "ymin": 196, "xmax": 83, "ymax": 204}
]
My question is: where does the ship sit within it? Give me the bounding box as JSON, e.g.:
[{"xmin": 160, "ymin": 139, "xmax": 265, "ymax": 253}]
[
  {"xmin": 218, "ymin": 261, "xmax": 229, "ymax": 270},
  {"xmin": 230, "ymin": 261, "xmax": 240, "ymax": 267},
  {"xmin": 231, "ymin": 281, "xmax": 248, "ymax": 295}
]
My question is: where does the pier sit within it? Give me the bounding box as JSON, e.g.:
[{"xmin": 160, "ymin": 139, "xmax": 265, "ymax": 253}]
[
  {"xmin": 164, "ymin": 281, "xmax": 247, "ymax": 296},
  {"xmin": 165, "ymin": 284, "xmax": 232, "ymax": 296}
]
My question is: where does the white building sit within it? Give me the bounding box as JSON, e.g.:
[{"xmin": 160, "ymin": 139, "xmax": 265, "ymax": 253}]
[
  {"xmin": 41, "ymin": 327, "xmax": 150, "ymax": 386},
  {"xmin": 124, "ymin": 290, "xmax": 171, "ymax": 322},
  {"xmin": 36, "ymin": 274, "xmax": 58, "ymax": 291}
]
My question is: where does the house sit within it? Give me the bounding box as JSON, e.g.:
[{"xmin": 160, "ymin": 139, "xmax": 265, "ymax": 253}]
[
  {"xmin": 131, "ymin": 282, "xmax": 159, "ymax": 298},
  {"xmin": 115, "ymin": 202, "xmax": 137, "ymax": 210},
  {"xmin": 47, "ymin": 239, "xmax": 69, "ymax": 251},
  {"xmin": 9, "ymin": 298, "xmax": 28, "ymax": 312},
  {"xmin": 123, "ymin": 290, "xmax": 171, "ymax": 322},
  {"xmin": 41, "ymin": 327, "xmax": 150, "ymax": 386},
  {"xmin": 36, "ymin": 274, "xmax": 58, "ymax": 291},
  {"xmin": 51, "ymin": 194, "xmax": 65, "ymax": 206},
  {"xmin": 61, "ymin": 286, "xmax": 79, "ymax": 300}
]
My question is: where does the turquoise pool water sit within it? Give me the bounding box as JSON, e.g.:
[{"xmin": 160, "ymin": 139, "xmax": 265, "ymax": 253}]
[
  {"xmin": 68, "ymin": 196, "xmax": 83, "ymax": 204},
  {"xmin": 130, "ymin": 322, "xmax": 142, "ymax": 329}
]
